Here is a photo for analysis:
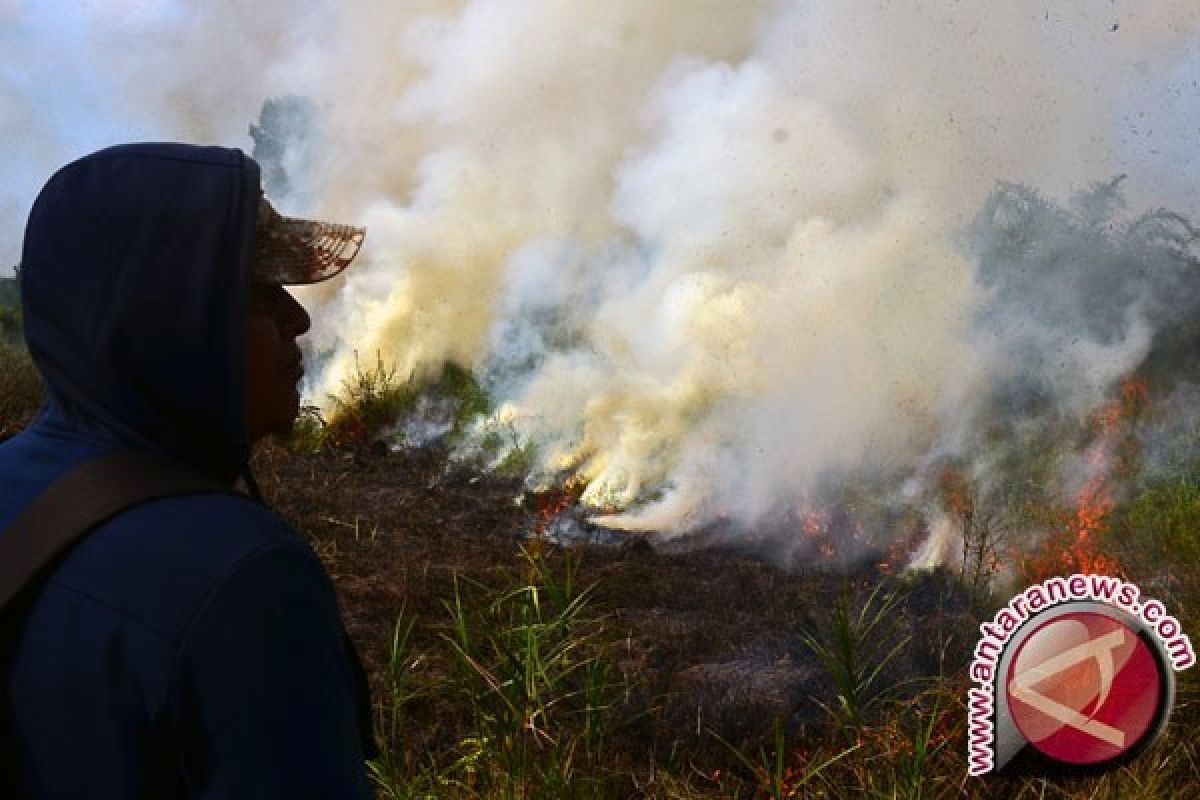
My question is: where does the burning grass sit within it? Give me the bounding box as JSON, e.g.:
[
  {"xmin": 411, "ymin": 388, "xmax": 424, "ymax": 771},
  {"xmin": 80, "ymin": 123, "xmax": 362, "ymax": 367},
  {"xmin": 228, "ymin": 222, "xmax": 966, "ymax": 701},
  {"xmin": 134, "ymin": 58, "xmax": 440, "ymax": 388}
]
[
  {"xmin": 247, "ymin": 356, "xmax": 1200, "ymax": 798},
  {"xmin": 2, "ymin": 336, "xmax": 1199, "ymax": 796},
  {"xmin": 247, "ymin": 412, "xmax": 1193, "ymax": 798},
  {"xmin": 257, "ymin": 434, "xmax": 1200, "ymax": 798}
]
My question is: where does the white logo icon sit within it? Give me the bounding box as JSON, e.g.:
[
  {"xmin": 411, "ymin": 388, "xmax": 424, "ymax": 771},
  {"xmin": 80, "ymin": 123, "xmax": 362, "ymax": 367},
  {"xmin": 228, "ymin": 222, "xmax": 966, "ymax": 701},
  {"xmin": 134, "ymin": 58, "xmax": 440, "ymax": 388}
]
[{"xmin": 1008, "ymin": 628, "xmax": 1126, "ymax": 748}]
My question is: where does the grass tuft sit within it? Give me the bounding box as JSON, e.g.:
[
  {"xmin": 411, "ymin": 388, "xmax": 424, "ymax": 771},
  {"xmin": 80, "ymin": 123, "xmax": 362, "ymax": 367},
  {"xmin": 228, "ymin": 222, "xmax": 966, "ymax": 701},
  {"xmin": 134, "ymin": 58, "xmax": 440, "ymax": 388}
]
[
  {"xmin": 800, "ymin": 581, "xmax": 911, "ymax": 732},
  {"xmin": 322, "ymin": 351, "xmax": 418, "ymax": 449},
  {"xmin": 294, "ymin": 354, "xmax": 496, "ymax": 455},
  {"xmin": 368, "ymin": 547, "xmax": 626, "ymax": 799}
]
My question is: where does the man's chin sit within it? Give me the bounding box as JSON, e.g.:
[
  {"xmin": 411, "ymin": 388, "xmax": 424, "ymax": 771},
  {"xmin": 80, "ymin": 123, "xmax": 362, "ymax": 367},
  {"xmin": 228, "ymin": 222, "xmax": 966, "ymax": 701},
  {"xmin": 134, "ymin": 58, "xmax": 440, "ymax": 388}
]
[
  {"xmin": 276, "ymin": 401, "xmax": 301, "ymax": 437},
  {"xmin": 254, "ymin": 398, "xmax": 302, "ymax": 442}
]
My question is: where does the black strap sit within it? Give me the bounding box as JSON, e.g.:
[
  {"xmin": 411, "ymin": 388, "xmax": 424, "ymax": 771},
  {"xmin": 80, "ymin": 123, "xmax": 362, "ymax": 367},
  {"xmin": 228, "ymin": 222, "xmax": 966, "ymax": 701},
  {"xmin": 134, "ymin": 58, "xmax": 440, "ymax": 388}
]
[
  {"xmin": 0, "ymin": 451, "xmax": 231, "ymax": 615},
  {"xmin": 0, "ymin": 452, "xmax": 379, "ymax": 780},
  {"xmin": 0, "ymin": 452, "xmax": 231, "ymax": 790}
]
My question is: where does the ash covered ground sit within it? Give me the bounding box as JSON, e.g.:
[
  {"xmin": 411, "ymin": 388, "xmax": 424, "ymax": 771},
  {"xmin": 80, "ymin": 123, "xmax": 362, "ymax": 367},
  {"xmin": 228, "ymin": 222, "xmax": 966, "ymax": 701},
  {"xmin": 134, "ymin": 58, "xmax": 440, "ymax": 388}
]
[{"xmin": 253, "ymin": 441, "xmax": 976, "ymax": 759}]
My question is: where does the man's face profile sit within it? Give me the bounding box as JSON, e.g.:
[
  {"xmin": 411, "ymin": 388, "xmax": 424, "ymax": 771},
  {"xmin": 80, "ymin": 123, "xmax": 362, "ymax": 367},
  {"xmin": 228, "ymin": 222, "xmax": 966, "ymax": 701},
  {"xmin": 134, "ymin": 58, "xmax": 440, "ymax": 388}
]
[{"xmin": 244, "ymin": 283, "xmax": 310, "ymax": 441}]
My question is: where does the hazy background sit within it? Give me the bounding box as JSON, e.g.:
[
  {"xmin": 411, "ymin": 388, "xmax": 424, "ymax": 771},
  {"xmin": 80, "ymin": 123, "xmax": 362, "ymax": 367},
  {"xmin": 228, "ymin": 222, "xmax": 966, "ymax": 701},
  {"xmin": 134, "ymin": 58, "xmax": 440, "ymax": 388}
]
[{"xmin": 3, "ymin": 0, "xmax": 1199, "ymax": 549}]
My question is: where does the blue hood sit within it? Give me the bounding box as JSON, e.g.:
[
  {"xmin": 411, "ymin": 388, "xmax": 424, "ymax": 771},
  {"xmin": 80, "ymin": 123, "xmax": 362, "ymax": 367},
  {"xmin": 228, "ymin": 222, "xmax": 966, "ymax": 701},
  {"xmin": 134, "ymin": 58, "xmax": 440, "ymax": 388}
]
[
  {"xmin": 3, "ymin": 145, "xmax": 377, "ymax": 797},
  {"xmin": 20, "ymin": 143, "xmax": 261, "ymax": 482}
]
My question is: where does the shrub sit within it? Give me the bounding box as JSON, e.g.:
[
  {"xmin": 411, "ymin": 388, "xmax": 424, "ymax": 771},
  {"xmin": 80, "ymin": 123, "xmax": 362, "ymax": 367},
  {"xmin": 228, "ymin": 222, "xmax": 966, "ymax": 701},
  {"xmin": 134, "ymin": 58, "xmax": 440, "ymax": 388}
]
[
  {"xmin": 433, "ymin": 362, "xmax": 490, "ymax": 437},
  {"xmin": 0, "ymin": 343, "xmax": 43, "ymax": 439},
  {"xmin": 0, "ymin": 304, "xmax": 22, "ymax": 344},
  {"xmin": 323, "ymin": 351, "xmax": 418, "ymax": 449},
  {"xmin": 303, "ymin": 354, "xmax": 494, "ymax": 454},
  {"xmin": 287, "ymin": 404, "xmax": 328, "ymax": 455},
  {"xmin": 1110, "ymin": 477, "xmax": 1200, "ymax": 576}
]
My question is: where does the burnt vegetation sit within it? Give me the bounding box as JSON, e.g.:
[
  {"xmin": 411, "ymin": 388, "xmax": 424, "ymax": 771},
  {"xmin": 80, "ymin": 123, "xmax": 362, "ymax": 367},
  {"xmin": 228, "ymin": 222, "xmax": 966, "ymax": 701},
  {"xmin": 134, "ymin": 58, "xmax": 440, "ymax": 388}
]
[{"xmin": 3, "ymin": 180, "xmax": 1200, "ymax": 797}]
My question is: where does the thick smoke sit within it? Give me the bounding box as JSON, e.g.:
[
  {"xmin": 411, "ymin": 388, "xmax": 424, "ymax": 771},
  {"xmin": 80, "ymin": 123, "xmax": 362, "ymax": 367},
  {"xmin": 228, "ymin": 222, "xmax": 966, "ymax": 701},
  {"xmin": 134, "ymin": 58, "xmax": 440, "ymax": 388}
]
[
  {"xmin": 4, "ymin": 2, "xmax": 1200, "ymax": 553},
  {"xmin": 910, "ymin": 179, "xmax": 1200, "ymax": 572}
]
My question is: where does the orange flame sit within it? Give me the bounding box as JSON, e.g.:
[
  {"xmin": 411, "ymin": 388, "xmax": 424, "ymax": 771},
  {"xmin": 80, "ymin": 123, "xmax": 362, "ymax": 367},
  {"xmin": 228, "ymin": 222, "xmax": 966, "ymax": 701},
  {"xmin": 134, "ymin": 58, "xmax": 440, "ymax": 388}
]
[
  {"xmin": 532, "ymin": 490, "xmax": 573, "ymax": 532},
  {"xmin": 1022, "ymin": 375, "xmax": 1145, "ymax": 581},
  {"xmin": 527, "ymin": 479, "xmax": 585, "ymax": 550},
  {"xmin": 793, "ymin": 508, "xmax": 843, "ymax": 563},
  {"xmin": 1068, "ymin": 475, "xmax": 1118, "ymax": 575}
]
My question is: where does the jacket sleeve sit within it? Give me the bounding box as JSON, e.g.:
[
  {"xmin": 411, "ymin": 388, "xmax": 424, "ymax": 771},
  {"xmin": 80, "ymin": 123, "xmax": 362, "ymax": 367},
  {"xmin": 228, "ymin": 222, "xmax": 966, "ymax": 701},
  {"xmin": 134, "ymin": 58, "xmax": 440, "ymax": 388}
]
[{"xmin": 169, "ymin": 540, "xmax": 376, "ymax": 799}]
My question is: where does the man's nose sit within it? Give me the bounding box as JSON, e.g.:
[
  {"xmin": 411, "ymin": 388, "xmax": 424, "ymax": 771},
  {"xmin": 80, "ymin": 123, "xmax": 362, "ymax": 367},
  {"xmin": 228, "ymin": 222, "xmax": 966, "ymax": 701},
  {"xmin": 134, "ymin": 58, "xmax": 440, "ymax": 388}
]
[{"xmin": 283, "ymin": 289, "xmax": 311, "ymax": 336}]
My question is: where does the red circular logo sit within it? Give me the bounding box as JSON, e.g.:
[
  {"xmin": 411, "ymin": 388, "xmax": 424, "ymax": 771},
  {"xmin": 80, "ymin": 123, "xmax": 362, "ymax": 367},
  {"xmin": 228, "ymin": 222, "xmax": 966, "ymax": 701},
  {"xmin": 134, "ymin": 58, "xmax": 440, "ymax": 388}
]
[{"xmin": 1005, "ymin": 611, "xmax": 1163, "ymax": 765}]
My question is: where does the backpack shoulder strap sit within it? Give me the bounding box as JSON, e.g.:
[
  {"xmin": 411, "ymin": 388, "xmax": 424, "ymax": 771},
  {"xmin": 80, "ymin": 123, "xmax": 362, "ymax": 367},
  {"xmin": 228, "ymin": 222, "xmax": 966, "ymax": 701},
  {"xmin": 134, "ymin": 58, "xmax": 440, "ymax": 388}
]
[{"xmin": 0, "ymin": 450, "xmax": 232, "ymax": 615}]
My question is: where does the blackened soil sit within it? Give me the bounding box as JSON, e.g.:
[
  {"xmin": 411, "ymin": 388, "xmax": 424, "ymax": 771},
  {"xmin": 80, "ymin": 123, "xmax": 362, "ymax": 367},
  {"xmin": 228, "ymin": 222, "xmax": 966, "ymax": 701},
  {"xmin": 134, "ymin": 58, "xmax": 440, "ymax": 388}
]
[{"xmin": 252, "ymin": 442, "xmax": 977, "ymax": 762}]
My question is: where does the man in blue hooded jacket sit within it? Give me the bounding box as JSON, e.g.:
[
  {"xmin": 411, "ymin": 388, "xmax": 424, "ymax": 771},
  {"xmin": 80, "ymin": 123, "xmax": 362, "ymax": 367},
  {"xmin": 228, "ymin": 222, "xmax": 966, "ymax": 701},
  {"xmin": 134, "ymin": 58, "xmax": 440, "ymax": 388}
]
[{"xmin": 0, "ymin": 143, "xmax": 377, "ymax": 797}]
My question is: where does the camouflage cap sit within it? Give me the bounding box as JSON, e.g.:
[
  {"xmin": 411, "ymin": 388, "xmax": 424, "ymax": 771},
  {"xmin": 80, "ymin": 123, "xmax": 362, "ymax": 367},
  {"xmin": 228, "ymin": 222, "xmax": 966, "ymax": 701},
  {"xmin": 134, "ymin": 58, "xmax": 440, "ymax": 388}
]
[{"xmin": 252, "ymin": 196, "xmax": 365, "ymax": 285}]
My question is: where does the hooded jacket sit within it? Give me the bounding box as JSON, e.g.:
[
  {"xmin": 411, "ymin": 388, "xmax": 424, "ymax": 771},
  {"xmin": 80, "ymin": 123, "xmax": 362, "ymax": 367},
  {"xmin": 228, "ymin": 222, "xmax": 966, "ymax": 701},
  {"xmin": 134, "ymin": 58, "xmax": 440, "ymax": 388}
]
[{"xmin": 0, "ymin": 144, "xmax": 375, "ymax": 798}]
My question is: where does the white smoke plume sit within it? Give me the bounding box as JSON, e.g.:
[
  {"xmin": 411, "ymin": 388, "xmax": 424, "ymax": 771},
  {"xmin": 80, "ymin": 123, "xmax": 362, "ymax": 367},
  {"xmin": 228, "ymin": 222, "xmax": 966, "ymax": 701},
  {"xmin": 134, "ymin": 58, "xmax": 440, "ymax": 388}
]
[{"xmin": 4, "ymin": 1, "xmax": 1200, "ymax": 544}]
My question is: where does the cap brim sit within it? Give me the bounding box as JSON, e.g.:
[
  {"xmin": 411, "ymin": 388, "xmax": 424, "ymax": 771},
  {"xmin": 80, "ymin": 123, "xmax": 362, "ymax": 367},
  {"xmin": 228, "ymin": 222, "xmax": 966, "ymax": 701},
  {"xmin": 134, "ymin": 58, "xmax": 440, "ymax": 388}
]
[{"xmin": 253, "ymin": 201, "xmax": 366, "ymax": 285}]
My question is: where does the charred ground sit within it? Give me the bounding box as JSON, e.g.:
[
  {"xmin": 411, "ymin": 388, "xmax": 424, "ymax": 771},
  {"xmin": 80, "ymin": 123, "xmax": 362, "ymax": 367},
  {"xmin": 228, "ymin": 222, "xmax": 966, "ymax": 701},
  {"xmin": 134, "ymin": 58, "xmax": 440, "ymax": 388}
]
[
  {"xmin": 246, "ymin": 435, "xmax": 1200, "ymax": 799},
  {"xmin": 251, "ymin": 439, "xmax": 983, "ymax": 795}
]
